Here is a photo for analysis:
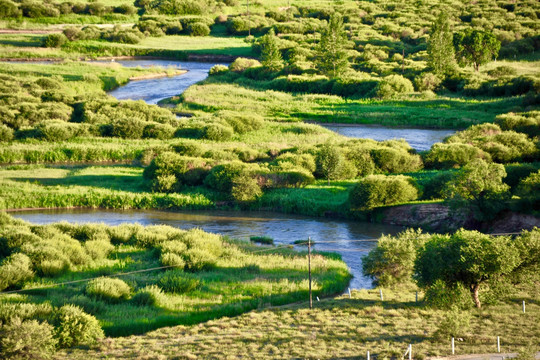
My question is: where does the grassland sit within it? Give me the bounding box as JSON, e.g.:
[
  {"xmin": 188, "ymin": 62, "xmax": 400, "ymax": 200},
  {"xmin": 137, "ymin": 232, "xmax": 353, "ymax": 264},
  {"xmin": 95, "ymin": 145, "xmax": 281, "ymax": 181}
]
[{"xmin": 55, "ymin": 285, "xmax": 540, "ymax": 359}]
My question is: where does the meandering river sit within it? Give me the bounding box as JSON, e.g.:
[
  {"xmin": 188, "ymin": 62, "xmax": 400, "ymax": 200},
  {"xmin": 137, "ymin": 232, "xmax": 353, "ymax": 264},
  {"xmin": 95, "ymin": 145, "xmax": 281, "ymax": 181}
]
[
  {"xmin": 107, "ymin": 59, "xmax": 454, "ymax": 150},
  {"xmin": 12, "ymin": 209, "xmax": 404, "ymax": 289}
]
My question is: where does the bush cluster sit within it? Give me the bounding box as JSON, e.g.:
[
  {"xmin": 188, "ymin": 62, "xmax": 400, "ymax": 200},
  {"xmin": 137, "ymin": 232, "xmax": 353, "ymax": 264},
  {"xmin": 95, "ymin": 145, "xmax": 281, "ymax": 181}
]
[{"xmin": 349, "ymin": 174, "xmax": 419, "ymax": 211}]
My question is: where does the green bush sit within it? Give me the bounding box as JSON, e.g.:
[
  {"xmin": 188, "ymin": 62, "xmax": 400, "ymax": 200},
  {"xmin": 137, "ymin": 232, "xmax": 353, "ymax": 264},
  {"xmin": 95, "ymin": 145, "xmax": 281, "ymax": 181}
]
[
  {"xmin": 216, "ymin": 110, "xmax": 264, "ymax": 134},
  {"xmin": 86, "ymin": 277, "xmax": 132, "ymax": 303},
  {"xmin": 54, "ymin": 305, "xmax": 104, "ymax": 348},
  {"xmin": 111, "ymin": 118, "xmax": 146, "ymax": 139},
  {"xmin": 229, "ymin": 58, "xmax": 262, "ymax": 72},
  {"xmin": 187, "ymin": 22, "xmax": 211, "ymax": 36},
  {"xmin": 231, "ymin": 174, "xmax": 262, "ymax": 202},
  {"xmin": 0, "ymin": 0, "xmax": 21, "ymax": 18},
  {"xmin": 204, "ymin": 162, "xmax": 249, "ymax": 192},
  {"xmin": 183, "ymin": 248, "xmax": 218, "ymax": 271},
  {"xmin": 0, "ymin": 124, "xmax": 14, "ymax": 142},
  {"xmin": 0, "ymin": 318, "xmax": 57, "ymax": 359},
  {"xmin": 160, "ymin": 252, "xmax": 186, "ymax": 268},
  {"xmin": 423, "ymin": 280, "xmax": 472, "ymax": 309},
  {"xmin": 362, "ymin": 229, "xmax": 429, "ymax": 286},
  {"xmin": 20, "ymin": 0, "xmax": 59, "ymax": 18},
  {"xmin": 516, "ymin": 170, "xmax": 540, "ymax": 211},
  {"xmin": 250, "ymin": 236, "xmax": 274, "ymax": 245},
  {"xmin": 0, "ymin": 253, "xmax": 34, "ymax": 291},
  {"xmin": 371, "ymin": 147, "xmax": 423, "ymax": 173},
  {"xmin": 349, "ymin": 174, "xmax": 419, "ymax": 211},
  {"xmin": 143, "ymin": 123, "xmax": 175, "ymax": 139},
  {"xmin": 203, "ymin": 123, "xmax": 234, "ymax": 141},
  {"xmin": 209, "ymin": 64, "xmax": 229, "ymax": 76},
  {"xmin": 43, "ymin": 33, "xmax": 68, "ymax": 48},
  {"xmin": 158, "ymin": 271, "xmax": 201, "ymax": 293},
  {"xmin": 422, "ymin": 171, "xmax": 456, "ymax": 200},
  {"xmin": 414, "ymin": 72, "xmax": 441, "ymax": 91},
  {"xmin": 376, "ymin": 75, "xmax": 414, "ymax": 98},
  {"xmin": 495, "ymin": 111, "xmax": 540, "ymax": 137},
  {"xmin": 131, "ymin": 285, "xmax": 166, "ymax": 307},
  {"xmin": 435, "ymin": 306, "xmax": 472, "ymax": 338},
  {"xmin": 425, "ymin": 143, "xmax": 490, "ymax": 169}
]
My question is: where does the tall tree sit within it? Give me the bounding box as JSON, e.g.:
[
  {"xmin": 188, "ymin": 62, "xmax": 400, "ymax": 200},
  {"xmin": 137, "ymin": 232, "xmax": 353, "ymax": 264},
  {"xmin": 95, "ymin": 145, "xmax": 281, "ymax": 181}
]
[
  {"xmin": 453, "ymin": 28, "xmax": 501, "ymax": 71},
  {"xmin": 315, "ymin": 14, "xmax": 349, "ymax": 78},
  {"xmin": 414, "ymin": 230, "xmax": 521, "ymax": 308},
  {"xmin": 260, "ymin": 28, "xmax": 284, "ymax": 72},
  {"xmin": 316, "ymin": 144, "xmax": 345, "ymax": 185},
  {"xmin": 427, "ymin": 12, "xmax": 455, "ymax": 75}
]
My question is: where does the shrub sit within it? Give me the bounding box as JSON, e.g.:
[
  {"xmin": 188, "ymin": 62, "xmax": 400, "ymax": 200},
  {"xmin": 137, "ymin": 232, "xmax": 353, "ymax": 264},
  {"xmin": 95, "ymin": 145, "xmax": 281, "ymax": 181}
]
[
  {"xmin": 495, "ymin": 111, "xmax": 540, "ymax": 137},
  {"xmin": 203, "ymin": 123, "xmax": 234, "ymax": 141},
  {"xmin": 183, "ymin": 248, "xmax": 218, "ymax": 271},
  {"xmin": 349, "ymin": 174, "xmax": 419, "ymax": 211},
  {"xmin": 516, "ymin": 170, "xmax": 540, "ymax": 211},
  {"xmin": 425, "ymin": 143, "xmax": 490, "ymax": 169},
  {"xmin": 0, "ymin": 318, "xmax": 57, "ymax": 359},
  {"xmin": 371, "ymin": 147, "xmax": 423, "ymax": 173},
  {"xmin": 20, "ymin": 0, "xmax": 59, "ymax": 17},
  {"xmin": 43, "ymin": 33, "xmax": 68, "ymax": 48},
  {"xmin": 158, "ymin": 271, "xmax": 201, "ymax": 293},
  {"xmin": 111, "ymin": 118, "xmax": 146, "ymax": 139},
  {"xmin": 229, "ymin": 58, "xmax": 262, "ymax": 72},
  {"xmin": 131, "ymin": 285, "xmax": 165, "ymax": 307},
  {"xmin": 86, "ymin": 277, "xmax": 131, "ymax": 303},
  {"xmin": 0, "ymin": 0, "xmax": 21, "ymax": 18},
  {"xmin": 422, "ymin": 171, "xmax": 456, "ymax": 200},
  {"xmin": 216, "ymin": 110, "xmax": 264, "ymax": 134},
  {"xmin": 362, "ymin": 229, "xmax": 429, "ymax": 286},
  {"xmin": 231, "ymin": 174, "xmax": 262, "ymax": 202},
  {"xmin": 204, "ymin": 162, "xmax": 249, "ymax": 192},
  {"xmin": 63, "ymin": 27, "xmax": 82, "ymax": 41},
  {"xmin": 414, "ymin": 72, "xmax": 441, "ymax": 91},
  {"xmin": 0, "ymin": 124, "xmax": 14, "ymax": 142},
  {"xmin": 160, "ymin": 252, "xmax": 186, "ymax": 268},
  {"xmin": 376, "ymin": 75, "xmax": 414, "ymax": 98},
  {"xmin": 435, "ymin": 306, "xmax": 472, "ymax": 338},
  {"xmin": 0, "ymin": 253, "xmax": 34, "ymax": 291},
  {"xmin": 209, "ymin": 64, "xmax": 229, "ymax": 76},
  {"xmin": 54, "ymin": 305, "xmax": 104, "ymax": 348},
  {"xmin": 187, "ymin": 22, "xmax": 210, "ymax": 36},
  {"xmin": 143, "ymin": 123, "xmax": 175, "ymax": 139},
  {"xmin": 424, "ymin": 280, "xmax": 472, "ymax": 309}
]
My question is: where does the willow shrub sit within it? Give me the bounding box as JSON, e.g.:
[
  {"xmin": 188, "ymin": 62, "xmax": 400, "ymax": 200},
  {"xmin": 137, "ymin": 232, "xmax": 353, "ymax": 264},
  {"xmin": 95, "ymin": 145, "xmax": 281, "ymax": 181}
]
[
  {"xmin": 85, "ymin": 277, "xmax": 132, "ymax": 303},
  {"xmin": 349, "ymin": 174, "xmax": 419, "ymax": 211}
]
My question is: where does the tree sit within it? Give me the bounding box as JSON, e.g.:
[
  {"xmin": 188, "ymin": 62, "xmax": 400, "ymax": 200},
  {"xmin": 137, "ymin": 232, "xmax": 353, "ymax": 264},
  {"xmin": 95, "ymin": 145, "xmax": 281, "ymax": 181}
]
[
  {"xmin": 315, "ymin": 13, "xmax": 350, "ymax": 78},
  {"xmin": 414, "ymin": 229, "xmax": 521, "ymax": 308},
  {"xmin": 427, "ymin": 13, "xmax": 455, "ymax": 75},
  {"xmin": 453, "ymin": 29, "xmax": 501, "ymax": 71},
  {"xmin": 445, "ymin": 158, "xmax": 510, "ymax": 220},
  {"xmin": 316, "ymin": 144, "xmax": 346, "ymax": 185},
  {"xmin": 260, "ymin": 28, "xmax": 284, "ymax": 72}
]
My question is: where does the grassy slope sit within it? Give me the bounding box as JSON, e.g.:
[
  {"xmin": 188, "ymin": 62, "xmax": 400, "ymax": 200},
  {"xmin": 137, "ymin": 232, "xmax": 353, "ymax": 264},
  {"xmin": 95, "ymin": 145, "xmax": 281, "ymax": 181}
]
[{"xmin": 56, "ymin": 285, "xmax": 540, "ymax": 359}]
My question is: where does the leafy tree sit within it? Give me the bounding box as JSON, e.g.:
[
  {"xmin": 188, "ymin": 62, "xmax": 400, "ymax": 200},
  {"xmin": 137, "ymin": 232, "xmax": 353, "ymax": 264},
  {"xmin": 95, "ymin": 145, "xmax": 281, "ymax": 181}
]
[
  {"xmin": 445, "ymin": 158, "xmax": 510, "ymax": 220},
  {"xmin": 427, "ymin": 12, "xmax": 455, "ymax": 75},
  {"xmin": 414, "ymin": 229, "xmax": 521, "ymax": 308},
  {"xmin": 453, "ymin": 29, "xmax": 501, "ymax": 71},
  {"xmin": 316, "ymin": 144, "xmax": 348, "ymax": 184},
  {"xmin": 315, "ymin": 14, "xmax": 349, "ymax": 78},
  {"xmin": 260, "ymin": 28, "xmax": 283, "ymax": 72}
]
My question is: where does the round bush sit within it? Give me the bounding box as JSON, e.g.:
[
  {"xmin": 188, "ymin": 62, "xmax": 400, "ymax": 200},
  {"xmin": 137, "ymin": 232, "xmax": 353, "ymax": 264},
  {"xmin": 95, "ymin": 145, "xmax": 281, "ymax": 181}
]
[
  {"xmin": 131, "ymin": 285, "xmax": 165, "ymax": 307},
  {"xmin": 231, "ymin": 174, "xmax": 262, "ymax": 202},
  {"xmin": 160, "ymin": 252, "xmax": 186, "ymax": 268},
  {"xmin": 143, "ymin": 123, "xmax": 175, "ymax": 139},
  {"xmin": 0, "ymin": 318, "xmax": 57, "ymax": 359},
  {"xmin": 229, "ymin": 57, "xmax": 262, "ymax": 72},
  {"xmin": 209, "ymin": 64, "xmax": 229, "ymax": 76},
  {"xmin": 0, "ymin": 124, "xmax": 14, "ymax": 142},
  {"xmin": 85, "ymin": 277, "xmax": 131, "ymax": 303},
  {"xmin": 111, "ymin": 118, "xmax": 146, "ymax": 139},
  {"xmin": 43, "ymin": 33, "xmax": 68, "ymax": 48},
  {"xmin": 349, "ymin": 174, "xmax": 419, "ymax": 211},
  {"xmin": 0, "ymin": 253, "xmax": 34, "ymax": 291},
  {"xmin": 425, "ymin": 143, "xmax": 490, "ymax": 169},
  {"xmin": 158, "ymin": 271, "xmax": 201, "ymax": 293},
  {"xmin": 203, "ymin": 123, "xmax": 234, "ymax": 141},
  {"xmin": 0, "ymin": 0, "xmax": 21, "ymax": 18},
  {"xmin": 376, "ymin": 74, "xmax": 414, "ymax": 98},
  {"xmin": 414, "ymin": 72, "xmax": 441, "ymax": 91},
  {"xmin": 54, "ymin": 305, "xmax": 104, "ymax": 348},
  {"xmin": 187, "ymin": 22, "xmax": 210, "ymax": 36}
]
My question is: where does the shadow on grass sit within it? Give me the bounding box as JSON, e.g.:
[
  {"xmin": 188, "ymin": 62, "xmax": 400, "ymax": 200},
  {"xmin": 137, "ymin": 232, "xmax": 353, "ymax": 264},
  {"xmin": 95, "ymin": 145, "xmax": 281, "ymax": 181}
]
[{"xmin": 9, "ymin": 174, "xmax": 147, "ymax": 192}]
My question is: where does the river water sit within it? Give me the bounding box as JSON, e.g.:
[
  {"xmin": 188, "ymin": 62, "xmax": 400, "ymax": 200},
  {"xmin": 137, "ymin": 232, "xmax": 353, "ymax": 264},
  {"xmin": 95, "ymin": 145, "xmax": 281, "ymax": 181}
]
[{"xmin": 12, "ymin": 209, "xmax": 404, "ymax": 289}]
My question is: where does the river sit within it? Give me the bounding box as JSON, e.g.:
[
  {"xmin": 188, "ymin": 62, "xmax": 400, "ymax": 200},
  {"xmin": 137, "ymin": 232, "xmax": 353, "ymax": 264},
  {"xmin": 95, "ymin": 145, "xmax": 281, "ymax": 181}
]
[
  {"xmin": 12, "ymin": 209, "xmax": 404, "ymax": 289},
  {"xmin": 107, "ymin": 59, "xmax": 454, "ymax": 150}
]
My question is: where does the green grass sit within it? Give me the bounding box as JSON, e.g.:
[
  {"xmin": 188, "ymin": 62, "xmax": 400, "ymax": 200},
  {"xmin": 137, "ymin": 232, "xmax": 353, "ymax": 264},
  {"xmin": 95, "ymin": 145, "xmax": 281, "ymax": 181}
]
[
  {"xmin": 0, "ymin": 214, "xmax": 351, "ymax": 337},
  {"xmin": 54, "ymin": 285, "xmax": 540, "ymax": 359}
]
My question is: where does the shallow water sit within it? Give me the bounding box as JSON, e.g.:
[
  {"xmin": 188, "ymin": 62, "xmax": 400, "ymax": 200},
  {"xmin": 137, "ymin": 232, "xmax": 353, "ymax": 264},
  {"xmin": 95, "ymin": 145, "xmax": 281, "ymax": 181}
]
[
  {"xmin": 321, "ymin": 124, "xmax": 454, "ymax": 151},
  {"xmin": 12, "ymin": 209, "xmax": 404, "ymax": 289},
  {"xmin": 105, "ymin": 60, "xmax": 226, "ymax": 105}
]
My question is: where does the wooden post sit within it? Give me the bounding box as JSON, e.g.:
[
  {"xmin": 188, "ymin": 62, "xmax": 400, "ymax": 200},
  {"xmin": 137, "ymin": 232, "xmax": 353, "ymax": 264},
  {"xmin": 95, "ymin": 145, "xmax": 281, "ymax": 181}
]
[
  {"xmin": 308, "ymin": 236, "xmax": 312, "ymax": 309},
  {"xmin": 523, "ymin": 300, "xmax": 526, "ymax": 313},
  {"xmin": 497, "ymin": 336, "xmax": 500, "ymax": 353},
  {"xmin": 451, "ymin": 337, "xmax": 455, "ymax": 355}
]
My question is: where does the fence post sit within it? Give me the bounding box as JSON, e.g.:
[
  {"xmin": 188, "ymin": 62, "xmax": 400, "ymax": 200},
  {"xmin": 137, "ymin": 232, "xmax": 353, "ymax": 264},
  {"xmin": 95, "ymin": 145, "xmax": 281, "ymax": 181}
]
[
  {"xmin": 523, "ymin": 300, "xmax": 526, "ymax": 313},
  {"xmin": 308, "ymin": 237, "xmax": 312, "ymax": 309},
  {"xmin": 348, "ymin": 288, "xmax": 352, "ymax": 298},
  {"xmin": 497, "ymin": 336, "xmax": 500, "ymax": 353},
  {"xmin": 451, "ymin": 337, "xmax": 455, "ymax": 355},
  {"xmin": 367, "ymin": 351, "xmax": 370, "ymax": 360},
  {"xmin": 409, "ymin": 344, "xmax": 412, "ymax": 360},
  {"xmin": 379, "ymin": 288, "xmax": 383, "ymax": 301},
  {"xmin": 415, "ymin": 291, "xmax": 418, "ymax": 303}
]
